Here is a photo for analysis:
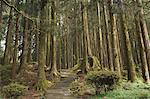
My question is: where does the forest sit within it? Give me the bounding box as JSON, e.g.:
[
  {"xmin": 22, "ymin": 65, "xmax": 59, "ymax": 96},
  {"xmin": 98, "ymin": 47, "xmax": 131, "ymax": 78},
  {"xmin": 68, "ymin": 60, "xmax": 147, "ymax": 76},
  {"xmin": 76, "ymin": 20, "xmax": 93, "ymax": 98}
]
[{"xmin": 0, "ymin": 0, "xmax": 150, "ymax": 99}]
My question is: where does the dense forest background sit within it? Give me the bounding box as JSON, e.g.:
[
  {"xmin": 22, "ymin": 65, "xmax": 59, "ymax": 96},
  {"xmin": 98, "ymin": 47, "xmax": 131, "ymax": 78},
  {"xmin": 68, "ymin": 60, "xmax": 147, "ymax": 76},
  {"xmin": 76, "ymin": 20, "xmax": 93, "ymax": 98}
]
[{"xmin": 0, "ymin": 0, "xmax": 150, "ymax": 98}]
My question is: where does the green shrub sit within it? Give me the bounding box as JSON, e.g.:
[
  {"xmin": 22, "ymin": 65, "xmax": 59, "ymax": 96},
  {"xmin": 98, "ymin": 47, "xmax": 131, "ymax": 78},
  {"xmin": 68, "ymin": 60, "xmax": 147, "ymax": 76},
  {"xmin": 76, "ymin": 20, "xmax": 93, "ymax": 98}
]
[
  {"xmin": 69, "ymin": 80, "xmax": 96, "ymax": 96},
  {"xmin": 2, "ymin": 83, "xmax": 28, "ymax": 98},
  {"xmin": 86, "ymin": 70, "xmax": 120, "ymax": 93}
]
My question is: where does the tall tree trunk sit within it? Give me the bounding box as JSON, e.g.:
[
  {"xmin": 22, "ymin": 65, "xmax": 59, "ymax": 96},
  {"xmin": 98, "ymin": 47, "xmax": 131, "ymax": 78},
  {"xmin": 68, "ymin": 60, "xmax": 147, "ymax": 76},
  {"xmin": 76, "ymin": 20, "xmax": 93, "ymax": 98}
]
[
  {"xmin": 3, "ymin": 7, "xmax": 14, "ymax": 65},
  {"xmin": 97, "ymin": 1, "xmax": 104, "ymax": 68},
  {"xmin": 12, "ymin": 13, "xmax": 19, "ymax": 79},
  {"xmin": 36, "ymin": 0, "xmax": 49, "ymax": 91},
  {"xmin": 108, "ymin": 0, "xmax": 121, "ymax": 76},
  {"xmin": 82, "ymin": 0, "xmax": 92, "ymax": 57},
  {"xmin": 136, "ymin": 0, "xmax": 150, "ymax": 75},
  {"xmin": 50, "ymin": 1, "xmax": 59, "ymax": 78},
  {"xmin": 135, "ymin": 15, "xmax": 150, "ymax": 83},
  {"xmin": 81, "ymin": 1, "xmax": 88, "ymax": 73},
  {"xmin": 0, "ymin": 1, "xmax": 2, "ymax": 26},
  {"xmin": 118, "ymin": 0, "xmax": 137, "ymax": 82},
  {"xmin": 102, "ymin": 0, "xmax": 114, "ymax": 70},
  {"xmin": 27, "ymin": 27, "xmax": 32, "ymax": 63},
  {"xmin": 18, "ymin": 18, "xmax": 28, "ymax": 73}
]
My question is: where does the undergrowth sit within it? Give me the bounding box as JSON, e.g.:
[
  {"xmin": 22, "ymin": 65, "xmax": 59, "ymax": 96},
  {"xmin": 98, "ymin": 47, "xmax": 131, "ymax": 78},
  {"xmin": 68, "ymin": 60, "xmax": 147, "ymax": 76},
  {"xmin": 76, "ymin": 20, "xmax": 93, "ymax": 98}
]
[{"xmin": 89, "ymin": 81, "xmax": 150, "ymax": 99}]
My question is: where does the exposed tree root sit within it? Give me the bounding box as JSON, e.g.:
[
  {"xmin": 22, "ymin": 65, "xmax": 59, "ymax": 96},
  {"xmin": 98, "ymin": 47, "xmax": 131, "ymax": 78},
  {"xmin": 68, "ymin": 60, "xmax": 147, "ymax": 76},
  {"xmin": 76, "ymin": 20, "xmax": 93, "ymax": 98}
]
[{"xmin": 35, "ymin": 79, "xmax": 52, "ymax": 92}]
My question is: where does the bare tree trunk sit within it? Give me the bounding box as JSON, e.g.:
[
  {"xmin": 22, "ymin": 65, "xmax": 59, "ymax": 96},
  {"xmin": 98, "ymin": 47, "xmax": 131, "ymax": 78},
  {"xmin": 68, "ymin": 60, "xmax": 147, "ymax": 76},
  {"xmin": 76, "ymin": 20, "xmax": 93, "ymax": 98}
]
[
  {"xmin": 3, "ymin": 7, "xmax": 14, "ymax": 65},
  {"xmin": 82, "ymin": 0, "xmax": 92, "ymax": 57},
  {"xmin": 118, "ymin": 0, "xmax": 137, "ymax": 82},
  {"xmin": 12, "ymin": 13, "xmax": 19, "ymax": 79},
  {"xmin": 50, "ymin": 1, "xmax": 59, "ymax": 78},
  {"xmin": 135, "ymin": 15, "xmax": 150, "ymax": 83},
  {"xmin": 0, "ymin": 1, "xmax": 2, "ymax": 26},
  {"xmin": 136, "ymin": 0, "xmax": 150, "ymax": 75},
  {"xmin": 103, "ymin": 0, "xmax": 114, "ymax": 70},
  {"xmin": 19, "ymin": 18, "xmax": 28, "ymax": 73},
  {"xmin": 97, "ymin": 1, "xmax": 104, "ymax": 68},
  {"xmin": 108, "ymin": 0, "xmax": 121, "ymax": 76},
  {"xmin": 81, "ymin": 1, "xmax": 88, "ymax": 73}
]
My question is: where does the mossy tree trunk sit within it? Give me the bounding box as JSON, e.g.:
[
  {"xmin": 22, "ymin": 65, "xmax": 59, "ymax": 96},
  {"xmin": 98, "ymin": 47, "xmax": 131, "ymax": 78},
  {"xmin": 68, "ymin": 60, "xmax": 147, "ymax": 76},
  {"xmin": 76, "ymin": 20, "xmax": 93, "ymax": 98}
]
[
  {"xmin": 118, "ymin": 0, "xmax": 137, "ymax": 82},
  {"xmin": 36, "ymin": 0, "xmax": 49, "ymax": 91},
  {"xmin": 49, "ymin": 0, "xmax": 59, "ymax": 78}
]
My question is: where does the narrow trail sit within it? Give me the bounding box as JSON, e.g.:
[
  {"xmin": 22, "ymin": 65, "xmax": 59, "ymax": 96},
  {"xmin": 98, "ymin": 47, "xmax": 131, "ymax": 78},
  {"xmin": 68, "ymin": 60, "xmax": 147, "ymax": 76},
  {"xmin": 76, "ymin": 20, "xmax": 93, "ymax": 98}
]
[{"xmin": 45, "ymin": 69, "xmax": 78, "ymax": 99}]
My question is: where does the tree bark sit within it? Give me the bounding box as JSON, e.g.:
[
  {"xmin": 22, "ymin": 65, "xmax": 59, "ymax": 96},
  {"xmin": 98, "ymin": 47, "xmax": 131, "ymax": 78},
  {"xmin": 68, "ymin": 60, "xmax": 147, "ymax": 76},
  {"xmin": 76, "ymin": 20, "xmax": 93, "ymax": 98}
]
[
  {"xmin": 12, "ymin": 12, "xmax": 19, "ymax": 79},
  {"xmin": 118, "ymin": 0, "xmax": 137, "ymax": 82},
  {"xmin": 136, "ymin": 0, "xmax": 150, "ymax": 75},
  {"xmin": 18, "ymin": 18, "xmax": 28, "ymax": 73},
  {"xmin": 135, "ymin": 15, "xmax": 150, "ymax": 83},
  {"xmin": 3, "ymin": 7, "xmax": 14, "ymax": 65},
  {"xmin": 108, "ymin": 0, "xmax": 121, "ymax": 76}
]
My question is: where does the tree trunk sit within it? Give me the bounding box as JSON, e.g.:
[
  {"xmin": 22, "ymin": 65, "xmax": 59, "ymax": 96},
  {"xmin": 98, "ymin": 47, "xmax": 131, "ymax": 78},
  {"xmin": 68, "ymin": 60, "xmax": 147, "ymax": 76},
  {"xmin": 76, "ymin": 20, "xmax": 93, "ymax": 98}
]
[
  {"xmin": 97, "ymin": 1, "xmax": 104, "ymax": 68},
  {"xmin": 18, "ymin": 18, "xmax": 28, "ymax": 73},
  {"xmin": 108, "ymin": 0, "xmax": 121, "ymax": 76},
  {"xmin": 81, "ymin": 1, "xmax": 88, "ymax": 73},
  {"xmin": 0, "ymin": 1, "xmax": 2, "ymax": 26},
  {"xmin": 118, "ymin": 0, "xmax": 137, "ymax": 82},
  {"xmin": 50, "ymin": 1, "xmax": 59, "ymax": 78},
  {"xmin": 36, "ymin": 0, "xmax": 49, "ymax": 91},
  {"xmin": 135, "ymin": 15, "xmax": 150, "ymax": 83},
  {"xmin": 136, "ymin": 0, "xmax": 150, "ymax": 76},
  {"xmin": 3, "ymin": 7, "xmax": 14, "ymax": 65},
  {"xmin": 82, "ymin": 0, "xmax": 92, "ymax": 57},
  {"xmin": 12, "ymin": 13, "xmax": 19, "ymax": 79}
]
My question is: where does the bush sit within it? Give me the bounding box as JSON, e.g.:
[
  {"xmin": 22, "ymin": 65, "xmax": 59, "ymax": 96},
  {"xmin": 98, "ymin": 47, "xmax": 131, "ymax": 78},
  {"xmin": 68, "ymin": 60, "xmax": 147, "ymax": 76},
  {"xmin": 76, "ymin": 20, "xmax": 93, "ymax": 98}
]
[
  {"xmin": 86, "ymin": 70, "xmax": 120, "ymax": 93},
  {"xmin": 69, "ymin": 80, "xmax": 96, "ymax": 96},
  {"xmin": 2, "ymin": 83, "xmax": 28, "ymax": 98}
]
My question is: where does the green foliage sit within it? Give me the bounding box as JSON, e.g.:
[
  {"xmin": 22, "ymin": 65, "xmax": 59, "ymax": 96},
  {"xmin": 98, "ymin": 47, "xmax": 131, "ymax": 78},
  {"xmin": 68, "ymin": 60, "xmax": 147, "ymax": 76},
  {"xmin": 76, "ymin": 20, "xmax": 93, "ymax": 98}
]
[
  {"xmin": 90, "ymin": 82, "xmax": 150, "ymax": 99},
  {"xmin": 69, "ymin": 80, "xmax": 96, "ymax": 96},
  {"xmin": 2, "ymin": 83, "xmax": 28, "ymax": 98},
  {"xmin": 86, "ymin": 70, "xmax": 120, "ymax": 92}
]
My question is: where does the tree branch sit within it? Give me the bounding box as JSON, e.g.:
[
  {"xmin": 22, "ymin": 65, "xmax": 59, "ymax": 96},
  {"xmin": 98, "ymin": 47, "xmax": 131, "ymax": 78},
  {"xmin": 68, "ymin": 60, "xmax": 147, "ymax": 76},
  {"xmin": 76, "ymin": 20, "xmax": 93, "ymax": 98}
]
[{"xmin": 1, "ymin": 0, "xmax": 37, "ymax": 21}]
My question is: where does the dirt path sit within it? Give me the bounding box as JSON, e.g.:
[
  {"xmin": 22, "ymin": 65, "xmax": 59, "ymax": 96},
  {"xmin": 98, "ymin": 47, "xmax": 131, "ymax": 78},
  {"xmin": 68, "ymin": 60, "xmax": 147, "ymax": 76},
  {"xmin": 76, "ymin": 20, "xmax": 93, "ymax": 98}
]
[{"xmin": 44, "ymin": 69, "xmax": 78, "ymax": 99}]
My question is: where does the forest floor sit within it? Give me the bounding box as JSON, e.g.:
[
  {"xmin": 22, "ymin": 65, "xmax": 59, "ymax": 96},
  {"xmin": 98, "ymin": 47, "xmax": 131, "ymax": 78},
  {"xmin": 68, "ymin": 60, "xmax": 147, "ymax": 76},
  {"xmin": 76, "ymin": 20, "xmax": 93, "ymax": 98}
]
[{"xmin": 44, "ymin": 69, "xmax": 78, "ymax": 99}]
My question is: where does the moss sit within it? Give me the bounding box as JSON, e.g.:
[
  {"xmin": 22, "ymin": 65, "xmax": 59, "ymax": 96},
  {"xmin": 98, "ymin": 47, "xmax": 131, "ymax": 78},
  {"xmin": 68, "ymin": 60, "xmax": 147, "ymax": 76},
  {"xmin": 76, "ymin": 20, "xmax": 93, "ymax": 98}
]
[
  {"xmin": 69, "ymin": 79, "xmax": 96, "ymax": 96},
  {"xmin": 71, "ymin": 56, "xmax": 101, "ymax": 73},
  {"xmin": 2, "ymin": 83, "xmax": 28, "ymax": 98},
  {"xmin": 86, "ymin": 70, "xmax": 120, "ymax": 94},
  {"xmin": 0, "ymin": 65, "xmax": 12, "ymax": 86},
  {"xmin": 89, "ymin": 56, "xmax": 101, "ymax": 70},
  {"xmin": 35, "ymin": 80, "xmax": 52, "ymax": 92}
]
